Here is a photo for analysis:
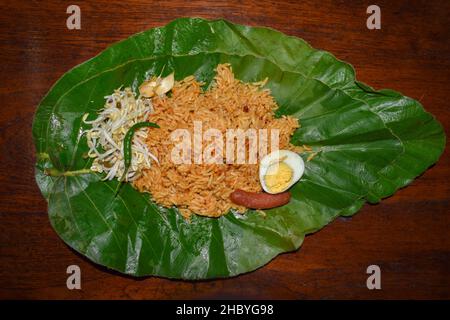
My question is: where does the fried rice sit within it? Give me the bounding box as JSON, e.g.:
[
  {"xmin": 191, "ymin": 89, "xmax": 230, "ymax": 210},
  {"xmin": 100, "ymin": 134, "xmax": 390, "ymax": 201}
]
[{"xmin": 133, "ymin": 64, "xmax": 299, "ymax": 218}]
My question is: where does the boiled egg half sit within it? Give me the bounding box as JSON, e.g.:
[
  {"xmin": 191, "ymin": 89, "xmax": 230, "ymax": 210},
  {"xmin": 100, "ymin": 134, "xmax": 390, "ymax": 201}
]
[{"xmin": 259, "ymin": 150, "xmax": 305, "ymax": 194}]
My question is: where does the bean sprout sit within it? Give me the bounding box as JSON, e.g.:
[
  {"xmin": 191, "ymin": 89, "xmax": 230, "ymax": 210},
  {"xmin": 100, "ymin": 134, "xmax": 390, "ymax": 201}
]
[{"xmin": 83, "ymin": 87, "xmax": 158, "ymax": 181}]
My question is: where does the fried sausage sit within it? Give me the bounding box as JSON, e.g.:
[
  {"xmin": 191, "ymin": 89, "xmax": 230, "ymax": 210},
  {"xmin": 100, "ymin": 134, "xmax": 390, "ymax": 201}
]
[{"xmin": 230, "ymin": 189, "xmax": 291, "ymax": 209}]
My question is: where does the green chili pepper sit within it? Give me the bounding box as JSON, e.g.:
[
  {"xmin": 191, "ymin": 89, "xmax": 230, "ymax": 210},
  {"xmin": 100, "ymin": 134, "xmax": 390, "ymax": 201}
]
[
  {"xmin": 121, "ymin": 121, "xmax": 160, "ymax": 181},
  {"xmin": 114, "ymin": 121, "xmax": 159, "ymax": 196}
]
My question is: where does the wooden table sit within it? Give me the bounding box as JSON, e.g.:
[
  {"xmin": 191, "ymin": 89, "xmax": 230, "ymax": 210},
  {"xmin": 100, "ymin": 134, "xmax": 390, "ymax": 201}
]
[{"xmin": 0, "ymin": 0, "xmax": 449, "ymax": 299}]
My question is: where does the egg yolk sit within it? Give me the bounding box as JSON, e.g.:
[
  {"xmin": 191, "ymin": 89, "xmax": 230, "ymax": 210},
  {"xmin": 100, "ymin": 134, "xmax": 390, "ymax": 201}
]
[{"xmin": 264, "ymin": 162, "xmax": 293, "ymax": 193}]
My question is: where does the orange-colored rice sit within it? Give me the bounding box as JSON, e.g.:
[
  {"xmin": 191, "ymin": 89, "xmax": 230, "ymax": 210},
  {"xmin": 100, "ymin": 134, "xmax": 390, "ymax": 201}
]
[{"xmin": 133, "ymin": 64, "xmax": 299, "ymax": 218}]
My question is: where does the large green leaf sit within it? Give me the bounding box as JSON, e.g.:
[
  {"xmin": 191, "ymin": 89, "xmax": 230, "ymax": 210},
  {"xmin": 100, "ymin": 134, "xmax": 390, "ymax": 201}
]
[{"xmin": 32, "ymin": 18, "xmax": 445, "ymax": 279}]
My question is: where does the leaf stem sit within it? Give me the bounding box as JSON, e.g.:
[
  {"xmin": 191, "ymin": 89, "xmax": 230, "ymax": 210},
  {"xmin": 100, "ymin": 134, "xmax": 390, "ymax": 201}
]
[
  {"xmin": 44, "ymin": 168, "xmax": 92, "ymax": 177},
  {"xmin": 37, "ymin": 152, "xmax": 50, "ymax": 160}
]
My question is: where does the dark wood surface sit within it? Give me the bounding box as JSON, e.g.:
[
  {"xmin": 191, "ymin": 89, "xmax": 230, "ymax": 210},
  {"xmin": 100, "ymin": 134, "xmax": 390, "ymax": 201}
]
[{"xmin": 0, "ymin": 0, "xmax": 449, "ymax": 299}]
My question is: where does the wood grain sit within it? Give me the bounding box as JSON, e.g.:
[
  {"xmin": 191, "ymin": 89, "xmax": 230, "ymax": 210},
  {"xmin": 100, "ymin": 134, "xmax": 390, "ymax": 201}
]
[{"xmin": 0, "ymin": 0, "xmax": 449, "ymax": 299}]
